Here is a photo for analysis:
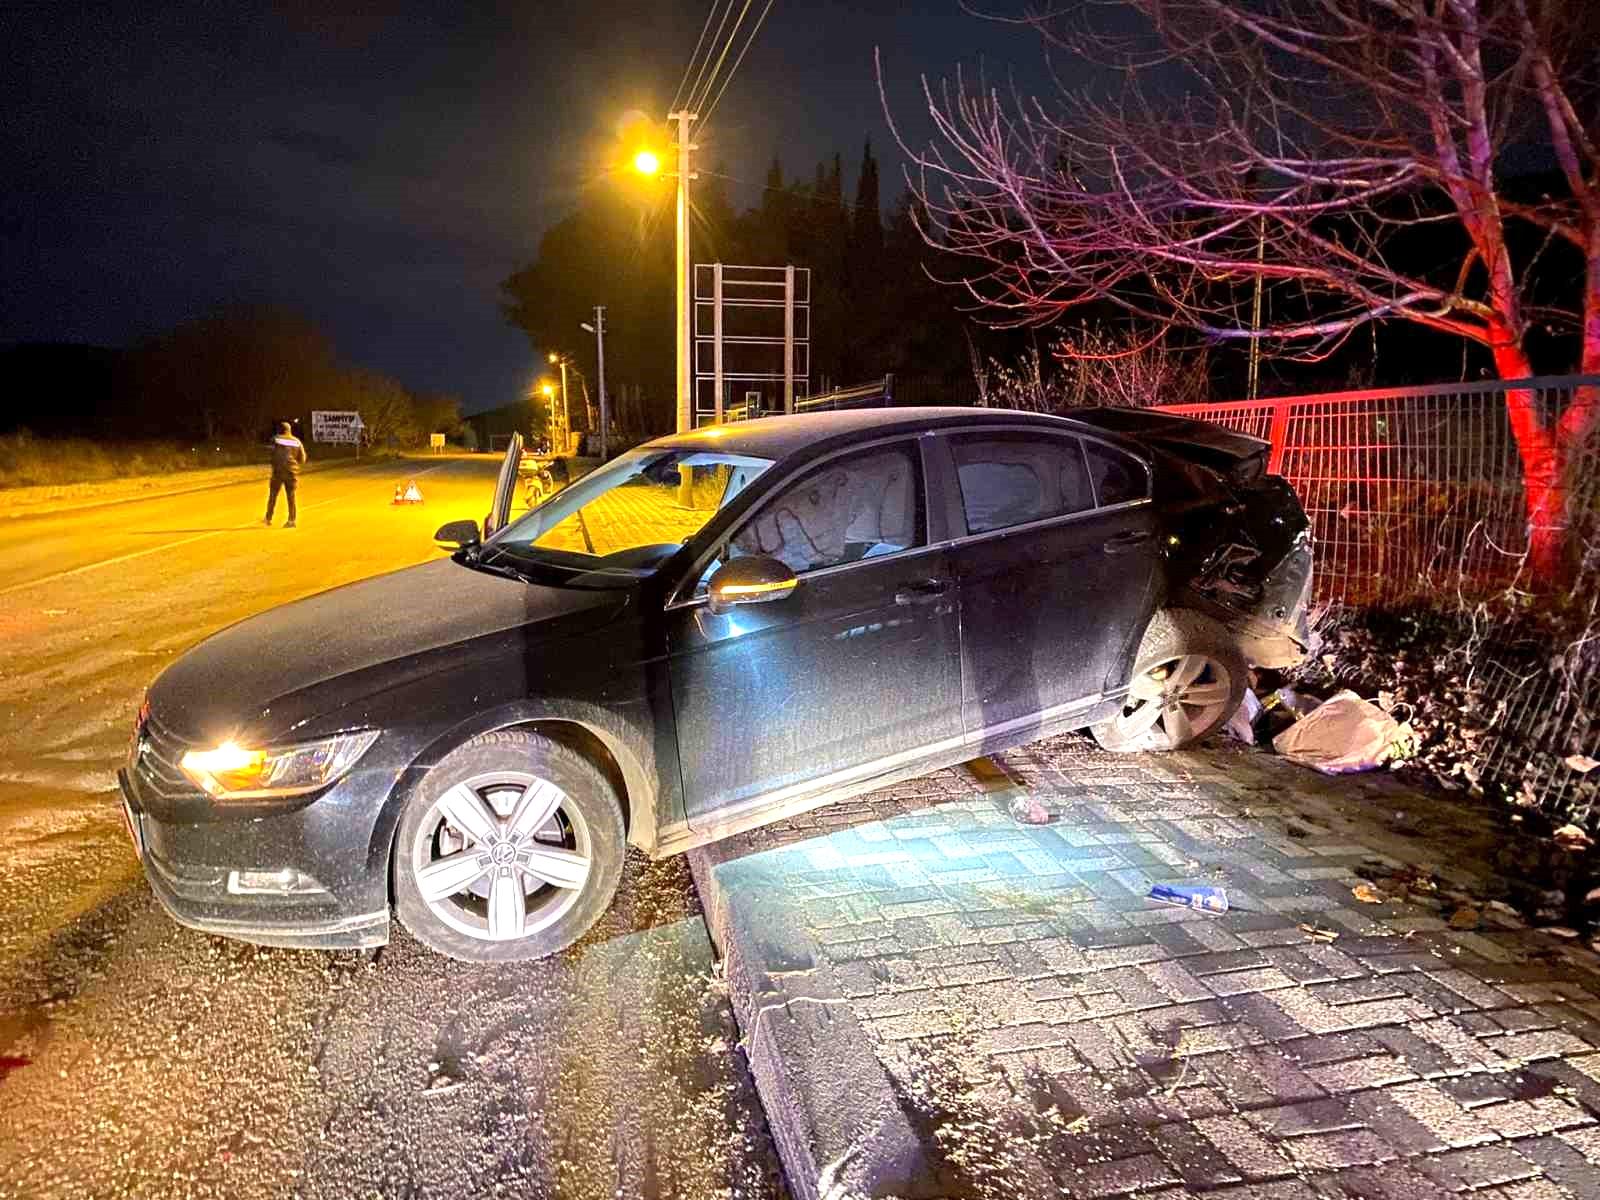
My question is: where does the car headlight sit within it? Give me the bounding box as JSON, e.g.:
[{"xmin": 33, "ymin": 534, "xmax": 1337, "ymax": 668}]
[{"xmin": 179, "ymin": 731, "xmax": 380, "ymax": 799}]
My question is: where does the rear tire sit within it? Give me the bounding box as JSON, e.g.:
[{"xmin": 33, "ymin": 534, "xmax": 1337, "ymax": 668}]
[
  {"xmin": 393, "ymin": 730, "xmax": 625, "ymax": 963},
  {"xmin": 1091, "ymin": 610, "xmax": 1247, "ymax": 753}
]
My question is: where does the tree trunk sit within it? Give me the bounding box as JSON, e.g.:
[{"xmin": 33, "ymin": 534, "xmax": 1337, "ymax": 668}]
[
  {"xmin": 1492, "ymin": 343, "xmax": 1570, "ymax": 583},
  {"xmin": 1500, "ymin": 247, "xmax": 1600, "ymax": 586}
]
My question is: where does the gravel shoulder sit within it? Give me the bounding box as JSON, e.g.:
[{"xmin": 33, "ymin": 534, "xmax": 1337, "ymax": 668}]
[
  {"xmin": 0, "ymin": 457, "xmax": 786, "ymax": 1200},
  {"xmin": 0, "ymin": 453, "xmax": 413, "ymax": 522}
]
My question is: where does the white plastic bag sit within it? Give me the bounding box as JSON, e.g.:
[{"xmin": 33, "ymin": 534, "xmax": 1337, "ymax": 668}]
[
  {"xmin": 1272, "ymin": 690, "xmax": 1401, "ymax": 775},
  {"xmin": 1225, "ymin": 688, "xmax": 1263, "ymax": 743}
]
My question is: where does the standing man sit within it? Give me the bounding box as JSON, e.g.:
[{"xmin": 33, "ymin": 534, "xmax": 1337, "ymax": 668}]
[{"xmin": 263, "ymin": 421, "xmax": 306, "ymax": 528}]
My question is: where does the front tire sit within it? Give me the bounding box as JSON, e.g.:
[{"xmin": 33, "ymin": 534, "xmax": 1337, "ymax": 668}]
[
  {"xmin": 1091, "ymin": 610, "xmax": 1247, "ymax": 753},
  {"xmin": 393, "ymin": 730, "xmax": 625, "ymax": 962}
]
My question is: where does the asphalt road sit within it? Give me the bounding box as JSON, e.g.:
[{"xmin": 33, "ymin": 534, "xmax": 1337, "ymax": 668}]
[{"xmin": 0, "ymin": 457, "xmax": 784, "ymax": 1200}]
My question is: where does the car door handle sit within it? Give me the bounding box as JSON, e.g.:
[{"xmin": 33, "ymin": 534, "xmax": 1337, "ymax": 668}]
[
  {"xmin": 894, "ymin": 579, "xmax": 950, "ymax": 606},
  {"xmin": 1103, "ymin": 531, "xmax": 1153, "ymax": 556}
]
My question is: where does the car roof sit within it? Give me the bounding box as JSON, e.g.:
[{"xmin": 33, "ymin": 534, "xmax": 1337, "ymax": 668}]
[{"xmin": 646, "ymin": 406, "xmax": 1093, "ymax": 460}]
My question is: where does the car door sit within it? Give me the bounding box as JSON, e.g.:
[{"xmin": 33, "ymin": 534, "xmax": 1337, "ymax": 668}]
[
  {"xmin": 666, "ymin": 437, "xmax": 963, "ymax": 825},
  {"xmin": 483, "ymin": 433, "xmax": 522, "ymax": 538},
  {"xmin": 933, "ymin": 428, "xmax": 1162, "ymax": 737}
]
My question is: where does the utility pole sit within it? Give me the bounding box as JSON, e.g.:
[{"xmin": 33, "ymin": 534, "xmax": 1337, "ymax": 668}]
[
  {"xmin": 557, "ymin": 357, "xmax": 570, "ymax": 451},
  {"xmin": 668, "ymin": 110, "xmax": 697, "ymax": 434},
  {"xmin": 591, "ymin": 307, "xmax": 608, "ymax": 459},
  {"xmin": 546, "ymin": 352, "xmax": 572, "ymax": 452}
]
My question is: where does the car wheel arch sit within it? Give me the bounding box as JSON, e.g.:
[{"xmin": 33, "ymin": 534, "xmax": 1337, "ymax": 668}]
[{"xmin": 368, "ymin": 708, "xmax": 661, "ymax": 899}]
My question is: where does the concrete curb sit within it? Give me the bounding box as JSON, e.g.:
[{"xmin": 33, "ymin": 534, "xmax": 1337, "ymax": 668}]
[{"xmin": 690, "ymin": 836, "xmax": 937, "ymax": 1200}]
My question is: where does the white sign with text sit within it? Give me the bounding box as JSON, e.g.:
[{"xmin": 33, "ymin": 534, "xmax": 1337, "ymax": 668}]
[{"xmin": 311, "ymin": 410, "xmax": 363, "ymax": 443}]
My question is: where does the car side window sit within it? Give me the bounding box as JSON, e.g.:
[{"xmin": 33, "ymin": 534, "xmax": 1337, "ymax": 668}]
[
  {"xmin": 1084, "ymin": 441, "xmax": 1149, "ymax": 507},
  {"xmin": 696, "ymin": 443, "xmax": 924, "ymax": 592},
  {"xmin": 949, "ymin": 433, "xmax": 1093, "ymax": 534}
]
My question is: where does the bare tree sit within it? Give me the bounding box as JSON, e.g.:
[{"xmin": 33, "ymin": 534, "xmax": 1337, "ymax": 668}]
[
  {"xmin": 1063, "ymin": 326, "xmax": 1212, "ymax": 410},
  {"xmin": 978, "ymin": 327, "xmax": 1210, "ymax": 411},
  {"xmin": 881, "ymin": 0, "xmax": 1599, "ymax": 579},
  {"xmin": 341, "ymin": 367, "xmax": 417, "ymax": 449}
]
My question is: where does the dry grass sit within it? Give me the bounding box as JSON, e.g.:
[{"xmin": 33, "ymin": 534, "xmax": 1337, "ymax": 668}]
[{"xmin": 0, "ymin": 432, "xmax": 276, "ymax": 489}]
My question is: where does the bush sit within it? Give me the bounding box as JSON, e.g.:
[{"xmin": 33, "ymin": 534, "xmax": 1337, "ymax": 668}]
[{"xmin": 0, "ymin": 431, "xmax": 268, "ymax": 489}]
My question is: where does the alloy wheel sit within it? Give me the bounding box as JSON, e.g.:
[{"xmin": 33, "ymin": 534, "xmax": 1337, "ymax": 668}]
[
  {"xmin": 1106, "ymin": 653, "xmax": 1233, "ymax": 749},
  {"xmin": 409, "ymin": 769, "xmax": 592, "ymax": 943}
]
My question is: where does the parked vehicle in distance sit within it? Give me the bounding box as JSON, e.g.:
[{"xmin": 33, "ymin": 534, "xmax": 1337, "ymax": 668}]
[
  {"xmin": 119, "ymin": 407, "xmax": 1312, "ymax": 962},
  {"xmin": 517, "ymin": 451, "xmax": 555, "ymax": 510}
]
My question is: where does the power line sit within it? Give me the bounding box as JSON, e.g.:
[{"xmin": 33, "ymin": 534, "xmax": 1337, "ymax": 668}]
[
  {"xmin": 680, "ymin": 0, "xmax": 740, "ymax": 117},
  {"xmin": 687, "ymin": 0, "xmax": 754, "ymax": 115},
  {"xmin": 699, "ymin": 0, "xmax": 775, "ymax": 131},
  {"xmin": 668, "ymin": 0, "xmax": 723, "ymax": 115}
]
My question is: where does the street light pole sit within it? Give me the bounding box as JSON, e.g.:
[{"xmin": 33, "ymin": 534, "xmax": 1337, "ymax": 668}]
[
  {"xmin": 668, "ymin": 110, "xmax": 697, "ymax": 434},
  {"xmin": 548, "ymin": 351, "xmax": 572, "ymax": 452},
  {"xmin": 558, "ymin": 357, "xmax": 570, "ymax": 451},
  {"xmin": 538, "ymin": 381, "xmax": 557, "ymax": 450},
  {"xmin": 582, "ymin": 306, "xmax": 609, "ymax": 460}
]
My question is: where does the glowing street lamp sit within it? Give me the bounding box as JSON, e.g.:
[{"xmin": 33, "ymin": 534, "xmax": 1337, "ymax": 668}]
[
  {"xmin": 546, "ymin": 353, "xmax": 572, "ymax": 452},
  {"xmin": 537, "ymin": 378, "xmax": 558, "ymax": 449},
  {"xmin": 625, "ymin": 115, "xmax": 695, "ymax": 433}
]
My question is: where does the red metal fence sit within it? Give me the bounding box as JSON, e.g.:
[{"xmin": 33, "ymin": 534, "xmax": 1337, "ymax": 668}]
[
  {"xmin": 1158, "ymin": 376, "xmax": 1600, "ymax": 827},
  {"xmin": 1155, "ymin": 375, "xmax": 1600, "ymax": 606}
]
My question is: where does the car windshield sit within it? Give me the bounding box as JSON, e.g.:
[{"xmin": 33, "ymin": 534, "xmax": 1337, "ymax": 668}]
[{"xmin": 482, "ymin": 447, "xmax": 774, "ymax": 585}]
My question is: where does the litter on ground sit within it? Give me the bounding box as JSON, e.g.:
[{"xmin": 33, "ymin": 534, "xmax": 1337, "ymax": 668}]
[
  {"xmin": 1554, "ymin": 823, "xmax": 1595, "ymax": 851},
  {"xmin": 1148, "ymin": 883, "xmax": 1229, "ymax": 914},
  {"xmin": 1224, "ymin": 687, "xmax": 1263, "ymax": 743},
  {"xmin": 1006, "ymin": 792, "xmax": 1051, "ymax": 825},
  {"xmin": 1273, "ymin": 690, "xmax": 1410, "ymax": 775}
]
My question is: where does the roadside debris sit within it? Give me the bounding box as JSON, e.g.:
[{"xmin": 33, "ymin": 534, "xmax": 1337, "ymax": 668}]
[
  {"xmin": 1007, "ymin": 792, "xmax": 1051, "ymax": 825},
  {"xmin": 1266, "ymin": 685, "xmax": 1322, "ymax": 719},
  {"xmin": 1224, "ymin": 688, "xmax": 1263, "ymax": 743},
  {"xmin": 422, "ymin": 1059, "xmax": 467, "ymax": 1097},
  {"xmin": 1148, "ymin": 883, "xmax": 1229, "ymax": 913},
  {"xmin": 0, "ymin": 1054, "xmax": 30, "ymax": 1082},
  {"xmin": 1554, "ymin": 824, "xmax": 1595, "ymax": 852},
  {"xmin": 1352, "ymin": 882, "xmax": 1384, "ymax": 904},
  {"xmin": 1273, "ymin": 690, "xmax": 1412, "ymax": 775},
  {"xmin": 1567, "ymin": 755, "xmax": 1600, "ymax": 774},
  {"xmin": 1298, "ymin": 922, "xmax": 1340, "ymax": 942}
]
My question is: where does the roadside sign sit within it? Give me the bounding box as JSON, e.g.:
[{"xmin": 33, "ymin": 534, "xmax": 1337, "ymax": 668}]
[
  {"xmin": 311, "ymin": 410, "xmax": 364, "ymax": 444},
  {"xmin": 429, "ymin": 432, "xmax": 446, "ymax": 451}
]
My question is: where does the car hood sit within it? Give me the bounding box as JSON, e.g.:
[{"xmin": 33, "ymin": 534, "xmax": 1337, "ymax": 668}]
[{"xmin": 148, "ymin": 557, "xmax": 624, "ymax": 741}]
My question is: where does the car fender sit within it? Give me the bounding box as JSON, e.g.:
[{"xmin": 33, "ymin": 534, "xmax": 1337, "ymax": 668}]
[{"xmin": 365, "ymin": 694, "xmax": 674, "ymax": 889}]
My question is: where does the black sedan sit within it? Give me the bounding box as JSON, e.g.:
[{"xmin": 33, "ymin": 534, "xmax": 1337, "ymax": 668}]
[{"xmin": 119, "ymin": 407, "xmax": 1312, "ymax": 962}]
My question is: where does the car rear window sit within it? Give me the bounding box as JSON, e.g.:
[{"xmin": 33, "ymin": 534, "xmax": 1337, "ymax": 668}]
[
  {"xmin": 949, "ymin": 434, "xmax": 1093, "ymax": 534},
  {"xmin": 1084, "ymin": 441, "xmax": 1148, "ymax": 507}
]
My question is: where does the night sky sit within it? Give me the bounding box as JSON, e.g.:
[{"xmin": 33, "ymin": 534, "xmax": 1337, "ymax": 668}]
[{"xmin": 4, "ymin": 1, "xmax": 1044, "ymax": 413}]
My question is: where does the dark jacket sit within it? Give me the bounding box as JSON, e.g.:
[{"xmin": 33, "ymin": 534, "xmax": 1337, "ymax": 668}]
[{"xmin": 271, "ymin": 435, "xmax": 307, "ymax": 478}]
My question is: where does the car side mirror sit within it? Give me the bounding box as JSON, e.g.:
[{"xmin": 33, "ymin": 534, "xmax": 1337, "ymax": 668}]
[
  {"xmin": 434, "ymin": 519, "xmax": 481, "ymax": 549},
  {"xmin": 706, "ymin": 555, "xmax": 798, "ymax": 614}
]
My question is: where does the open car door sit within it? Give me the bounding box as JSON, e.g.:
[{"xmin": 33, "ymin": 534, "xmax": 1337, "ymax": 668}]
[{"xmin": 483, "ymin": 433, "xmax": 522, "ymax": 539}]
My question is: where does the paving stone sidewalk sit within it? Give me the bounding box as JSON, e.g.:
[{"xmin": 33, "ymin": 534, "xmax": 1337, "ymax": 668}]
[{"xmin": 689, "ymin": 735, "xmax": 1600, "ymax": 1200}]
